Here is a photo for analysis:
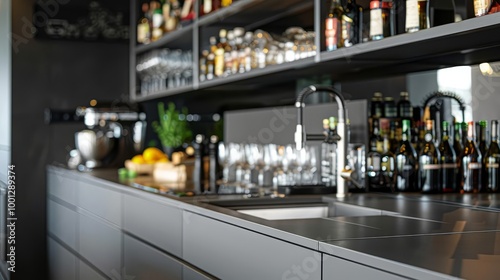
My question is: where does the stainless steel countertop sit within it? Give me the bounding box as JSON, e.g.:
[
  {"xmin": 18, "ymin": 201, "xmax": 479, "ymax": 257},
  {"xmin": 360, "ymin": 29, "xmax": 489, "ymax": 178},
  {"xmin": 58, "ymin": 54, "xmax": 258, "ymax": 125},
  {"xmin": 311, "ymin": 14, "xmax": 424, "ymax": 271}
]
[{"xmin": 50, "ymin": 165, "xmax": 500, "ymax": 279}]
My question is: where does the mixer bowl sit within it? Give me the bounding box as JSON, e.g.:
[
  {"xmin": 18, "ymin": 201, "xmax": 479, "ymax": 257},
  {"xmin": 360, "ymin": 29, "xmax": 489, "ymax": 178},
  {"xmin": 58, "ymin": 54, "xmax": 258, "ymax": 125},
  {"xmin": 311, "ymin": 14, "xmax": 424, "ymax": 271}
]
[{"xmin": 75, "ymin": 130, "xmax": 115, "ymax": 168}]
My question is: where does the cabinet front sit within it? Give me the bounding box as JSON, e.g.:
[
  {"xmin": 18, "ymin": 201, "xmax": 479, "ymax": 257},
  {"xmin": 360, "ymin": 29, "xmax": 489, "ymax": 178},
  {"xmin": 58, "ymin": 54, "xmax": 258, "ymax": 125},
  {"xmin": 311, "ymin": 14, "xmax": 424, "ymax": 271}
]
[{"xmin": 182, "ymin": 211, "xmax": 321, "ymax": 280}]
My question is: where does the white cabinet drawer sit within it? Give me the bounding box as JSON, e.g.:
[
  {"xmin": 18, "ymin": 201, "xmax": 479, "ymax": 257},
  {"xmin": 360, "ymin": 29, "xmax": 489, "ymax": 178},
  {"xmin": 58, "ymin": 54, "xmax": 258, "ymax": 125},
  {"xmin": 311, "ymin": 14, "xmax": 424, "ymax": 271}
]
[
  {"xmin": 123, "ymin": 194, "xmax": 182, "ymax": 257},
  {"xmin": 47, "ymin": 200, "xmax": 77, "ymax": 250},
  {"xmin": 48, "ymin": 237, "xmax": 77, "ymax": 280},
  {"xmin": 47, "ymin": 172, "xmax": 78, "ymax": 205},
  {"xmin": 323, "ymin": 254, "xmax": 408, "ymax": 280},
  {"xmin": 183, "ymin": 212, "xmax": 321, "ymax": 280},
  {"xmin": 78, "ymin": 213, "xmax": 122, "ymax": 278},
  {"xmin": 78, "ymin": 181, "xmax": 122, "ymax": 226},
  {"xmin": 124, "ymin": 234, "xmax": 183, "ymax": 280},
  {"xmin": 79, "ymin": 260, "xmax": 108, "ymax": 280}
]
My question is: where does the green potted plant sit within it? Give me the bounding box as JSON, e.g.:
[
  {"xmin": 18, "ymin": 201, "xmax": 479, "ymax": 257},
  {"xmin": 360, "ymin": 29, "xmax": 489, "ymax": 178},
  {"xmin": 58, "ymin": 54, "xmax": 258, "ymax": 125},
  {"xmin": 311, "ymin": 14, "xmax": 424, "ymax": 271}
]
[{"xmin": 152, "ymin": 102, "xmax": 192, "ymax": 157}]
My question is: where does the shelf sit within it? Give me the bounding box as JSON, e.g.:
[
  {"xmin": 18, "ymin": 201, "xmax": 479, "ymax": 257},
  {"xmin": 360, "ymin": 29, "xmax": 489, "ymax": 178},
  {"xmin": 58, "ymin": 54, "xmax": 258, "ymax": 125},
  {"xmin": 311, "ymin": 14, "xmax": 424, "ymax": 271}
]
[
  {"xmin": 131, "ymin": 5, "xmax": 500, "ymax": 102},
  {"xmin": 197, "ymin": 0, "xmax": 312, "ymax": 30},
  {"xmin": 134, "ymin": 84, "xmax": 194, "ymax": 102},
  {"xmin": 135, "ymin": 24, "xmax": 194, "ymax": 54},
  {"xmin": 315, "ymin": 13, "xmax": 500, "ymax": 80}
]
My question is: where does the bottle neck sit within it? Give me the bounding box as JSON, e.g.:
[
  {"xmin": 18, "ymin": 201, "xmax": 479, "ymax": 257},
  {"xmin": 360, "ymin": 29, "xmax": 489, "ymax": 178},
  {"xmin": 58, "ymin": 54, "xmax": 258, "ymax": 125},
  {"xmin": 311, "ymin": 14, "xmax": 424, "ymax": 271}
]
[{"xmin": 492, "ymin": 121, "xmax": 499, "ymax": 143}]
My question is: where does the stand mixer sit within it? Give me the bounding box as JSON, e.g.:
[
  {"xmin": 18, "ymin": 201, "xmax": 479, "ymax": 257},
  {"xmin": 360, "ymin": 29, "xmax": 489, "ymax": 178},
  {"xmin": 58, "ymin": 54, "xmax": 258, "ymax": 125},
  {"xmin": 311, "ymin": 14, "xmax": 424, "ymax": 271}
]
[{"xmin": 73, "ymin": 105, "xmax": 146, "ymax": 169}]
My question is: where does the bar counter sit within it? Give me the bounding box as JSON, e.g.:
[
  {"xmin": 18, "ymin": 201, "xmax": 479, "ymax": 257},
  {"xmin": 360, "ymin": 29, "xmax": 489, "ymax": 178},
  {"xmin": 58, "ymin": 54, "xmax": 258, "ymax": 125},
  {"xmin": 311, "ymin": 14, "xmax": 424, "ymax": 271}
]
[{"xmin": 47, "ymin": 165, "xmax": 500, "ymax": 280}]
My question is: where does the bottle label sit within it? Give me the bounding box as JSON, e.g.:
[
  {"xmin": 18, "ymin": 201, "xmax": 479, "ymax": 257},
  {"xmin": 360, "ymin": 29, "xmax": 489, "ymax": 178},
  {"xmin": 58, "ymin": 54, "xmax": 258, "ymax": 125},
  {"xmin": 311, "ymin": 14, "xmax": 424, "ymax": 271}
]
[
  {"xmin": 468, "ymin": 162, "xmax": 482, "ymax": 169},
  {"xmin": 342, "ymin": 15, "xmax": 354, "ymax": 47},
  {"xmin": 474, "ymin": 0, "xmax": 490, "ymax": 16},
  {"xmin": 325, "ymin": 18, "xmax": 341, "ymax": 50},
  {"xmin": 152, "ymin": 13, "xmax": 163, "ymax": 28},
  {"xmin": 423, "ymin": 164, "xmax": 441, "ymax": 170},
  {"xmin": 370, "ymin": 9, "xmax": 383, "ymax": 38},
  {"xmin": 204, "ymin": 0, "xmax": 212, "ymax": 13},
  {"xmin": 405, "ymin": 0, "xmax": 420, "ymax": 30},
  {"xmin": 399, "ymin": 107, "xmax": 413, "ymax": 118},
  {"xmin": 486, "ymin": 163, "xmax": 500, "ymax": 168},
  {"xmin": 368, "ymin": 156, "xmax": 381, "ymax": 171},
  {"xmin": 137, "ymin": 23, "xmax": 150, "ymax": 43},
  {"xmin": 441, "ymin": 163, "xmax": 457, "ymax": 169}
]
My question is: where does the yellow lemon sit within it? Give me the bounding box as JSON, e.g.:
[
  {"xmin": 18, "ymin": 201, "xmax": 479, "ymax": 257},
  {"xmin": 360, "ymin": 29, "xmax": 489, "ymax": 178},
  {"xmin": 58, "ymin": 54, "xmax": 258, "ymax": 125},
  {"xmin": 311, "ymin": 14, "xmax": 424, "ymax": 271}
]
[
  {"xmin": 143, "ymin": 147, "xmax": 166, "ymax": 163},
  {"xmin": 131, "ymin": 154, "xmax": 146, "ymax": 164}
]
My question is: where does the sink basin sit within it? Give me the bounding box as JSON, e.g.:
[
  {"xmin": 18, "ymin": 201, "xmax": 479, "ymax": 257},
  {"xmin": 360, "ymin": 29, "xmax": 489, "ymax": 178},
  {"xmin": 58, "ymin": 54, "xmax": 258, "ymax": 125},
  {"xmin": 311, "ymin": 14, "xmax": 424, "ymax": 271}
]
[{"xmin": 208, "ymin": 197, "xmax": 396, "ymax": 221}]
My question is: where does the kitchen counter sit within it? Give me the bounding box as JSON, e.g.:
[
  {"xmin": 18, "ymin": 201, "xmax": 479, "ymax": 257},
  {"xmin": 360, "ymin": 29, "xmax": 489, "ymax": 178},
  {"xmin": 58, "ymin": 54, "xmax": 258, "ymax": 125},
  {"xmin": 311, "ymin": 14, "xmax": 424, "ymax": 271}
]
[{"xmin": 48, "ymin": 165, "xmax": 500, "ymax": 279}]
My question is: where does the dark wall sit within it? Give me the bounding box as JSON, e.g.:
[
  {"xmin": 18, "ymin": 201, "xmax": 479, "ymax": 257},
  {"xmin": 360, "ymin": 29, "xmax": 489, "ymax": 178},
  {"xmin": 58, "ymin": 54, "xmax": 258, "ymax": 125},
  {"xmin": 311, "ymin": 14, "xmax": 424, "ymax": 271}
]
[{"xmin": 11, "ymin": 1, "xmax": 129, "ymax": 279}]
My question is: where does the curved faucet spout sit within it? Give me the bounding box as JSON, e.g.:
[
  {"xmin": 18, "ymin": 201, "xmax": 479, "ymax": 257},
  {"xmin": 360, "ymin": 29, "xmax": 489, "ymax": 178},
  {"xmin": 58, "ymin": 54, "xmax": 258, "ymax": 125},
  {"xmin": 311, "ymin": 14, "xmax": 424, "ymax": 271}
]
[{"xmin": 294, "ymin": 85, "xmax": 349, "ymax": 198}]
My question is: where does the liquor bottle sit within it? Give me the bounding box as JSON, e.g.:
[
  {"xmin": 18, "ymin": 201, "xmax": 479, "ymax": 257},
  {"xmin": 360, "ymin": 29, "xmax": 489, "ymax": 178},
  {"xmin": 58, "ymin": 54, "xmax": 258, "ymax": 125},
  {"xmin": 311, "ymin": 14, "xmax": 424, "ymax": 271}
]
[
  {"xmin": 484, "ymin": 120, "xmax": 500, "ymax": 192},
  {"xmin": 397, "ymin": 91, "xmax": 413, "ymax": 119},
  {"xmin": 370, "ymin": 118, "xmax": 384, "ymax": 152},
  {"xmin": 396, "ymin": 119, "xmax": 418, "ymax": 191},
  {"xmin": 369, "ymin": 0, "xmax": 393, "ymax": 41},
  {"xmin": 474, "ymin": 0, "xmax": 500, "ymax": 17},
  {"xmin": 384, "ymin": 97, "xmax": 397, "ymax": 118},
  {"xmin": 389, "ymin": 120, "xmax": 400, "ymax": 154},
  {"xmin": 370, "ymin": 92, "xmax": 384, "ymax": 118},
  {"xmin": 215, "ymin": 30, "xmax": 227, "ymax": 77},
  {"xmin": 151, "ymin": 1, "xmax": 164, "ymax": 41},
  {"xmin": 418, "ymin": 120, "xmax": 441, "ymax": 193},
  {"xmin": 342, "ymin": 0, "xmax": 363, "ymax": 47},
  {"xmin": 199, "ymin": 50, "xmax": 208, "ymax": 82},
  {"xmin": 321, "ymin": 118, "xmax": 338, "ymax": 187},
  {"xmin": 381, "ymin": 133, "xmax": 396, "ymax": 191},
  {"xmin": 206, "ymin": 52, "xmax": 215, "ymax": 80},
  {"xmin": 325, "ymin": 0, "xmax": 344, "ymax": 51},
  {"xmin": 202, "ymin": 0, "xmax": 212, "ymax": 15},
  {"xmin": 165, "ymin": 0, "xmax": 180, "ymax": 33},
  {"xmin": 405, "ymin": 0, "xmax": 430, "ymax": 33},
  {"xmin": 438, "ymin": 121, "xmax": 457, "ymax": 193},
  {"xmin": 460, "ymin": 121, "xmax": 482, "ymax": 193},
  {"xmin": 221, "ymin": 0, "xmax": 232, "ymax": 8},
  {"xmin": 367, "ymin": 119, "xmax": 383, "ymax": 190},
  {"xmin": 137, "ymin": 3, "xmax": 151, "ymax": 44}
]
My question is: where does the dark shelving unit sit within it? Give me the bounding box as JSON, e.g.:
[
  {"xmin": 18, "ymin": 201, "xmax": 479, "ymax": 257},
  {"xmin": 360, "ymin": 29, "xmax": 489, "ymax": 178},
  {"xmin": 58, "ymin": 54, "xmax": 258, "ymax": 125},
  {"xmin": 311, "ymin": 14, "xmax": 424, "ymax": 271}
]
[{"xmin": 130, "ymin": 0, "xmax": 500, "ymax": 103}]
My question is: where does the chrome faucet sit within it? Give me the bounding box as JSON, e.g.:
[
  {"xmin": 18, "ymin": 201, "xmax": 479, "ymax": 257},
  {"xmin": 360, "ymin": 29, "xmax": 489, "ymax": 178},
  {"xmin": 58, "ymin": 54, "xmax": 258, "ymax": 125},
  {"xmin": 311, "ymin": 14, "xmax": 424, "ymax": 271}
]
[{"xmin": 294, "ymin": 85, "xmax": 349, "ymax": 198}]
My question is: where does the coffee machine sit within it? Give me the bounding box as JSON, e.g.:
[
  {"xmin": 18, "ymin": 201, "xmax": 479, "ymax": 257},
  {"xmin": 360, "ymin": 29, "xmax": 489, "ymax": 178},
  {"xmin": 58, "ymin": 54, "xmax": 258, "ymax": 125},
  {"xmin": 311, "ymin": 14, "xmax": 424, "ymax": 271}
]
[{"xmin": 72, "ymin": 105, "xmax": 146, "ymax": 169}]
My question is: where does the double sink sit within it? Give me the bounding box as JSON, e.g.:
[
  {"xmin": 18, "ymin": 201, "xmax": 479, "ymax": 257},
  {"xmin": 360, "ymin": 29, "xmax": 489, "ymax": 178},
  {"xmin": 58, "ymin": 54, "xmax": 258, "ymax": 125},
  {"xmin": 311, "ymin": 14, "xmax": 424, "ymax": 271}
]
[{"xmin": 208, "ymin": 196, "xmax": 400, "ymax": 221}]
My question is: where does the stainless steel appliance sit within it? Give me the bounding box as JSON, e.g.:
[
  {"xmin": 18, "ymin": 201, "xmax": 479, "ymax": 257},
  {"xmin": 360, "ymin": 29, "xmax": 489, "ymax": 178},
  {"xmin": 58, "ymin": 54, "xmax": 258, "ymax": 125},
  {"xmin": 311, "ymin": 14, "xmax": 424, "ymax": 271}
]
[{"xmin": 72, "ymin": 106, "xmax": 146, "ymax": 169}]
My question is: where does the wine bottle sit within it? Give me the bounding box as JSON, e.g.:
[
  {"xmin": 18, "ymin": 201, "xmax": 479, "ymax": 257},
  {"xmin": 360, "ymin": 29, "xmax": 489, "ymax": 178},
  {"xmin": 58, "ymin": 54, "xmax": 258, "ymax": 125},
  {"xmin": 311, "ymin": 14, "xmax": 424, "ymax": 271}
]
[
  {"xmin": 453, "ymin": 122, "xmax": 464, "ymax": 190},
  {"xmin": 384, "ymin": 97, "xmax": 397, "ymax": 118},
  {"xmin": 389, "ymin": 120, "xmax": 400, "ymax": 154},
  {"xmin": 461, "ymin": 121, "xmax": 482, "ymax": 193},
  {"xmin": 321, "ymin": 118, "xmax": 337, "ymax": 187},
  {"xmin": 418, "ymin": 120, "xmax": 441, "ymax": 193},
  {"xmin": 370, "ymin": 92, "xmax": 384, "ymax": 118},
  {"xmin": 326, "ymin": 0, "xmax": 344, "ymax": 51},
  {"xmin": 342, "ymin": 0, "xmax": 362, "ymax": 47},
  {"xmin": 478, "ymin": 120, "xmax": 488, "ymax": 158},
  {"xmin": 367, "ymin": 119, "xmax": 383, "ymax": 190},
  {"xmin": 439, "ymin": 121, "xmax": 457, "ymax": 193},
  {"xmin": 484, "ymin": 120, "xmax": 500, "ymax": 192},
  {"xmin": 381, "ymin": 133, "xmax": 396, "ymax": 191},
  {"xmin": 396, "ymin": 119, "xmax": 418, "ymax": 191},
  {"xmin": 397, "ymin": 91, "xmax": 413, "ymax": 119},
  {"xmin": 405, "ymin": 0, "xmax": 430, "ymax": 33}
]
